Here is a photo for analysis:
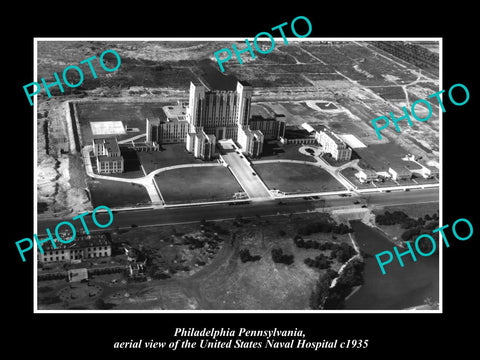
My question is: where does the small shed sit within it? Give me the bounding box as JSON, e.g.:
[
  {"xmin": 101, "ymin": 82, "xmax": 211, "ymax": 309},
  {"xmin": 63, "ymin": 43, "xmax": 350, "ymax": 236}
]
[{"xmin": 67, "ymin": 268, "xmax": 88, "ymax": 282}]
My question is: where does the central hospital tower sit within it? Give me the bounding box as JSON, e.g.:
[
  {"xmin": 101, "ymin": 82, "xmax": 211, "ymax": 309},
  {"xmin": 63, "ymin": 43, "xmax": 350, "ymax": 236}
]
[
  {"xmin": 146, "ymin": 78, "xmax": 285, "ymax": 160},
  {"xmin": 186, "ymin": 79, "xmax": 264, "ymax": 159}
]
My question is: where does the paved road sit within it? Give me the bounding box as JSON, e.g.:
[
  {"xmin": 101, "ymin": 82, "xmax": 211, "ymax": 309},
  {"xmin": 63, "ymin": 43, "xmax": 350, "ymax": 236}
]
[
  {"xmin": 218, "ymin": 141, "xmax": 272, "ymax": 200},
  {"xmin": 36, "ymin": 188, "xmax": 439, "ymax": 235}
]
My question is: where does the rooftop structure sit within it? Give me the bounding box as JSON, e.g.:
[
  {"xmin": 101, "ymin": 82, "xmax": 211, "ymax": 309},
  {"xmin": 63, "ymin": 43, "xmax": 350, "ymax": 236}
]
[
  {"xmin": 92, "ymin": 137, "xmax": 124, "ymax": 174},
  {"xmin": 145, "ymin": 78, "xmax": 284, "ymax": 160},
  {"xmin": 37, "ymin": 233, "xmax": 112, "ymax": 263},
  {"xmin": 309, "ymin": 124, "xmax": 352, "ymax": 161}
]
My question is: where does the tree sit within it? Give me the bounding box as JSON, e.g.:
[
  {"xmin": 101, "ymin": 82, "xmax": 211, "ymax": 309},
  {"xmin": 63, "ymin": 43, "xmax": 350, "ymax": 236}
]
[
  {"xmin": 309, "ymin": 276, "xmax": 331, "ymax": 310},
  {"xmin": 310, "ymin": 270, "xmax": 337, "ymax": 309},
  {"xmin": 239, "ymin": 249, "xmax": 261, "ymax": 263},
  {"xmin": 271, "ymin": 247, "xmax": 294, "ymax": 265}
]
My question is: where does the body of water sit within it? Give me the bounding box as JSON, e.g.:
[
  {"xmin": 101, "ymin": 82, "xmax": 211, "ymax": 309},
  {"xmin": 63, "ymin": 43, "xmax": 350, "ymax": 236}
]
[{"xmin": 345, "ymin": 221, "xmax": 439, "ymax": 310}]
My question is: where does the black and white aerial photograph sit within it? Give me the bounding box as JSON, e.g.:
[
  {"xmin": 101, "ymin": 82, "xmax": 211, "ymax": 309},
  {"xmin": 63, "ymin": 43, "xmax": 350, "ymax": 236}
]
[
  {"xmin": 34, "ymin": 39, "xmax": 441, "ymax": 311},
  {"xmin": 6, "ymin": 5, "xmax": 479, "ymax": 358}
]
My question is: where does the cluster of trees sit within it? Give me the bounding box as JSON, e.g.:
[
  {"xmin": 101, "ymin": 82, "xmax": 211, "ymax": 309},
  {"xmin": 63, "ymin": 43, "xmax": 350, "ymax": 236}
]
[
  {"xmin": 294, "ymin": 237, "xmax": 357, "ymax": 264},
  {"xmin": 271, "ymin": 247, "xmax": 294, "ymax": 265},
  {"xmin": 376, "ymin": 211, "xmax": 440, "ymax": 255},
  {"xmin": 304, "ymin": 254, "xmax": 331, "ymax": 269},
  {"xmin": 376, "ymin": 211, "xmax": 438, "ymax": 229},
  {"xmin": 239, "ymin": 249, "xmax": 261, "ymax": 263},
  {"xmin": 331, "ymin": 243, "xmax": 357, "ymax": 263},
  {"xmin": 370, "ymin": 41, "xmax": 439, "ymax": 72},
  {"xmin": 324, "ymin": 259, "xmax": 365, "ymax": 309},
  {"xmin": 401, "ymin": 219, "xmax": 440, "ymax": 254},
  {"xmin": 309, "ymin": 269, "xmax": 338, "ymax": 309},
  {"xmin": 376, "ymin": 210, "xmax": 410, "ymax": 226},
  {"xmin": 297, "ymin": 221, "xmax": 353, "ymax": 236},
  {"xmin": 310, "ymin": 258, "xmax": 365, "ymax": 310}
]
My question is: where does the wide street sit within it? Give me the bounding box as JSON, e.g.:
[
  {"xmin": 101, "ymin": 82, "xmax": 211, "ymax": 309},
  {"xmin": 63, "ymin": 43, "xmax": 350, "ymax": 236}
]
[{"xmin": 36, "ymin": 187, "xmax": 439, "ymax": 235}]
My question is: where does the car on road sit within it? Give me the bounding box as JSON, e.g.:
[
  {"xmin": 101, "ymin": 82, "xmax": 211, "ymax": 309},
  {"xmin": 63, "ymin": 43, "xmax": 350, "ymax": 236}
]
[
  {"xmin": 353, "ymin": 200, "xmax": 360, "ymax": 204},
  {"xmin": 252, "ymin": 172, "xmax": 257, "ymax": 176}
]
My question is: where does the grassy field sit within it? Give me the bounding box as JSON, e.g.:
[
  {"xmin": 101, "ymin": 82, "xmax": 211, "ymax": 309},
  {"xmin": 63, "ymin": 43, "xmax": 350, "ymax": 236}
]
[
  {"xmin": 154, "ymin": 166, "xmax": 243, "ymax": 204},
  {"xmin": 197, "ymin": 212, "xmax": 353, "ymax": 310},
  {"xmin": 88, "ymin": 178, "xmax": 150, "ymax": 208},
  {"xmin": 138, "ymin": 143, "xmax": 209, "ymax": 174},
  {"xmin": 254, "ymin": 162, "xmax": 346, "ymax": 194},
  {"xmin": 259, "ymin": 141, "xmax": 316, "ymax": 163}
]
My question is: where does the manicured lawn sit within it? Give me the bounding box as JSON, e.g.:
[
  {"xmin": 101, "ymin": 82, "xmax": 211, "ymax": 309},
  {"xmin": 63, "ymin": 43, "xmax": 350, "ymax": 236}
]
[
  {"xmin": 253, "ymin": 162, "xmax": 346, "ymax": 194},
  {"xmin": 138, "ymin": 143, "xmax": 210, "ymax": 174},
  {"xmin": 259, "ymin": 141, "xmax": 316, "ymax": 163},
  {"xmin": 88, "ymin": 179, "xmax": 151, "ymax": 208},
  {"xmin": 154, "ymin": 166, "xmax": 243, "ymax": 204}
]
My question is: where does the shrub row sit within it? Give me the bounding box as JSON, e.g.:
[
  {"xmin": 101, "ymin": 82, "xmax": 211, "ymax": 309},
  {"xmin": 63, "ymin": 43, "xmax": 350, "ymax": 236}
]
[
  {"xmin": 297, "ymin": 222, "xmax": 353, "ymax": 236},
  {"xmin": 295, "ymin": 237, "xmax": 356, "ymax": 263}
]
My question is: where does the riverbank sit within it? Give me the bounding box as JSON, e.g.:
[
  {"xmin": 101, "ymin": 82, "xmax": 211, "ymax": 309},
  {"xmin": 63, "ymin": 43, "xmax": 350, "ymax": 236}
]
[{"xmin": 345, "ymin": 221, "xmax": 439, "ymax": 310}]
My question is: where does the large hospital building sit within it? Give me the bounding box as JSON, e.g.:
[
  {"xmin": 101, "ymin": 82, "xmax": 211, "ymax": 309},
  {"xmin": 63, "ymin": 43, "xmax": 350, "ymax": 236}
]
[{"xmin": 146, "ymin": 79, "xmax": 285, "ymax": 159}]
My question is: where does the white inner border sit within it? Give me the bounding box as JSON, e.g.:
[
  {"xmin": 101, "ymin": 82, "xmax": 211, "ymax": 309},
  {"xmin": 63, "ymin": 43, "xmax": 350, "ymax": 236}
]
[{"xmin": 33, "ymin": 37, "xmax": 443, "ymax": 314}]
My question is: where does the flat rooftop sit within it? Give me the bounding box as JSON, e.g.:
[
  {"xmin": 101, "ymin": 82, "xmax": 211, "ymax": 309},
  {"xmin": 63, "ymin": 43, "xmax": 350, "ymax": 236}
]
[
  {"xmin": 162, "ymin": 104, "xmax": 188, "ymax": 122},
  {"xmin": 90, "ymin": 121, "xmax": 126, "ymax": 136},
  {"xmin": 93, "ymin": 137, "xmax": 120, "ymax": 154}
]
